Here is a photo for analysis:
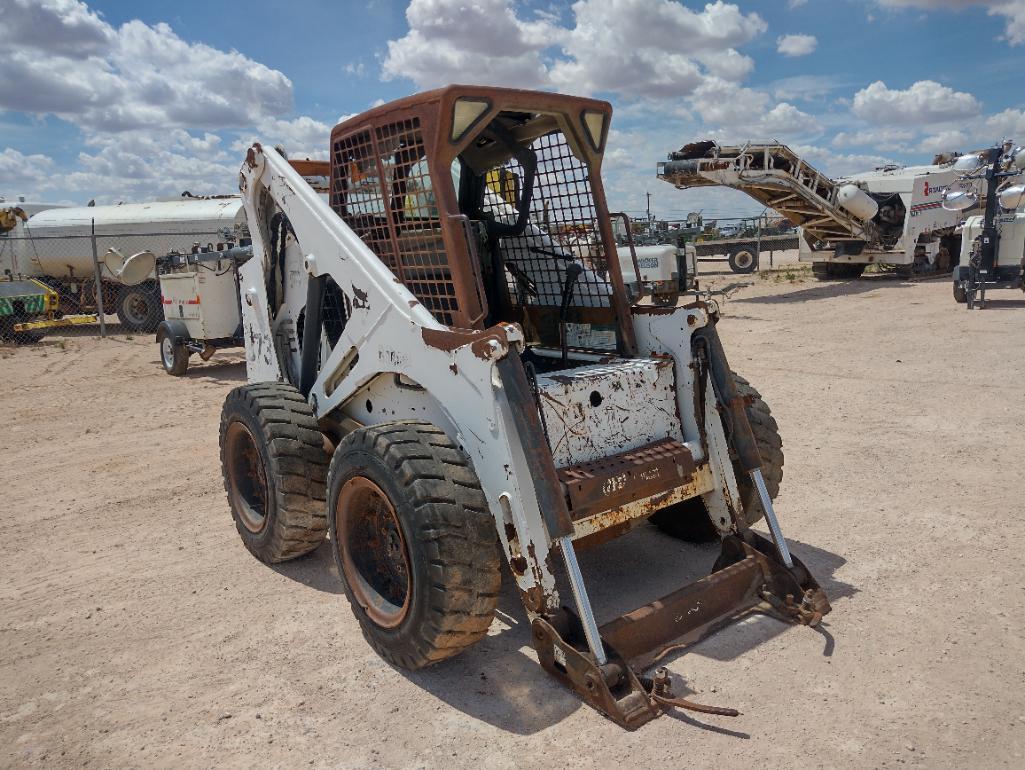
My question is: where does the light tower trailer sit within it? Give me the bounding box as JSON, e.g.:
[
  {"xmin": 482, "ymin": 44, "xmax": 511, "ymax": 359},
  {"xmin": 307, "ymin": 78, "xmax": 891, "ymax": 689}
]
[
  {"xmin": 943, "ymin": 142, "xmax": 1025, "ymax": 308},
  {"xmin": 220, "ymin": 86, "xmax": 831, "ymax": 729},
  {"xmin": 154, "ymin": 244, "xmax": 253, "ymax": 375}
]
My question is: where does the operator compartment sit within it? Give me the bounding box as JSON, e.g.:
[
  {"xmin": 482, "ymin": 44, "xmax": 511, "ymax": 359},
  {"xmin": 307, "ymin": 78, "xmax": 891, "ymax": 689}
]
[{"xmin": 328, "ymin": 87, "xmax": 699, "ymax": 530}]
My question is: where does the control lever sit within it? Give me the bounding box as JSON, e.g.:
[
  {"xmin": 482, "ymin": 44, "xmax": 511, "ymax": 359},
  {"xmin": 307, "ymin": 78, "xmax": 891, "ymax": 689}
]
[{"xmin": 559, "ymin": 262, "xmax": 584, "ymax": 367}]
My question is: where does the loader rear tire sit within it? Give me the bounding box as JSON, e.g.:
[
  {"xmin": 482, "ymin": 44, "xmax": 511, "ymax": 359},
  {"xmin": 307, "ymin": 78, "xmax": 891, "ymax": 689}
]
[
  {"xmin": 650, "ymin": 372, "xmax": 783, "ymax": 541},
  {"xmin": 327, "ymin": 421, "xmax": 501, "ymax": 670},
  {"xmin": 219, "ymin": 383, "xmax": 328, "ymax": 563}
]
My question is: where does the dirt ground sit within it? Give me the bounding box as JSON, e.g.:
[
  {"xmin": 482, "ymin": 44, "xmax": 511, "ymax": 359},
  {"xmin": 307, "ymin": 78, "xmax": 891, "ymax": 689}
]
[{"xmin": 3, "ymin": 270, "xmax": 1025, "ymax": 769}]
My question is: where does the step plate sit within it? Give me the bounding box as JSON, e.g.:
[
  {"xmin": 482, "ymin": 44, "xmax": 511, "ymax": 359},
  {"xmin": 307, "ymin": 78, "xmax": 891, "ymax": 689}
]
[{"xmin": 557, "ymin": 438, "xmax": 697, "ymax": 522}]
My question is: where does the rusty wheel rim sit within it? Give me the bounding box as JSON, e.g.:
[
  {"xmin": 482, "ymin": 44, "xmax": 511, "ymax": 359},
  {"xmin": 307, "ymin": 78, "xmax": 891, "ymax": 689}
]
[
  {"xmin": 335, "ymin": 476, "xmax": 411, "ymax": 629},
  {"xmin": 225, "ymin": 421, "xmax": 269, "ymax": 534},
  {"xmin": 122, "ymin": 292, "xmax": 150, "ymax": 325}
]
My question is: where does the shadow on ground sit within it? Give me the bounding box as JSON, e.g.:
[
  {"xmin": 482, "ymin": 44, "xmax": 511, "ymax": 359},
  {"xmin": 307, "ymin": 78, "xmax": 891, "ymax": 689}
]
[
  {"xmin": 972, "ymin": 298, "xmax": 1025, "ymax": 310},
  {"xmin": 287, "ymin": 522, "xmax": 854, "ymax": 736},
  {"xmin": 272, "ymin": 540, "xmax": 342, "ymax": 594},
  {"xmin": 181, "ymin": 359, "xmax": 246, "ymax": 382},
  {"xmin": 736, "ymin": 279, "xmax": 881, "ymax": 304}
]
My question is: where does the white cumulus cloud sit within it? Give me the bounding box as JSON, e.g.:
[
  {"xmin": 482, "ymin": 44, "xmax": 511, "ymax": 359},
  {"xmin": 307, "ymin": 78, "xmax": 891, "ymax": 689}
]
[
  {"xmin": 852, "ymin": 80, "xmax": 980, "ymax": 125},
  {"xmin": 0, "ymin": 0, "xmax": 293, "ymax": 132},
  {"xmin": 383, "ymin": 0, "xmax": 767, "ymax": 99},
  {"xmin": 776, "ymin": 33, "xmax": 818, "ymax": 57}
]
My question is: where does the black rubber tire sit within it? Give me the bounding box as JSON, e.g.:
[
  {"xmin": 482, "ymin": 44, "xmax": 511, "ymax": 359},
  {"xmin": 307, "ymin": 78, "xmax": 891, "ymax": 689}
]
[
  {"xmin": 650, "ymin": 372, "xmax": 783, "ymax": 541},
  {"xmin": 953, "ymin": 281, "xmax": 967, "ymax": 304},
  {"xmin": 327, "ymin": 421, "xmax": 501, "ymax": 670},
  {"xmin": 219, "ymin": 383, "xmax": 328, "ymax": 563},
  {"xmin": 0, "ymin": 313, "xmax": 46, "ymax": 345},
  {"xmin": 156, "ymin": 325, "xmax": 189, "ymax": 376},
  {"xmin": 728, "ymin": 247, "xmax": 758, "ymax": 274},
  {"xmin": 812, "ymin": 262, "xmax": 864, "ymax": 280},
  {"xmin": 116, "ymin": 282, "xmax": 163, "ymax": 333}
]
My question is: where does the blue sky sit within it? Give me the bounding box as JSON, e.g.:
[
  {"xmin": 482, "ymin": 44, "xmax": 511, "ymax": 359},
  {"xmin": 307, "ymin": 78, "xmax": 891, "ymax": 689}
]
[{"xmin": 2, "ymin": 0, "xmax": 1024, "ymax": 218}]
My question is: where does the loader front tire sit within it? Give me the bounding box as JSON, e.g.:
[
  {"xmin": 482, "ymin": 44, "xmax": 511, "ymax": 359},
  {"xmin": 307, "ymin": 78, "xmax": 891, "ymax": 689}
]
[
  {"xmin": 219, "ymin": 383, "xmax": 328, "ymax": 563},
  {"xmin": 650, "ymin": 372, "xmax": 783, "ymax": 541},
  {"xmin": 327, "ymin": 421, "xmax": 501, "ymax": 670}
]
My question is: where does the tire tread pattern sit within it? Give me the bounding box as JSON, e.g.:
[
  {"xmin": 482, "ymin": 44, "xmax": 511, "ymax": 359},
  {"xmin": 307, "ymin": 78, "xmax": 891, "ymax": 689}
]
[
  {"xmin": 219, "ymin": 383, "xmax": 327, "ymax": 563},
  {"xmin": 329, "ymin": 421, "xmax": 500, "ymax": 670},
  {"xmin": 651, "ymin": 371, "xmax": 784, "ymax": 539}
]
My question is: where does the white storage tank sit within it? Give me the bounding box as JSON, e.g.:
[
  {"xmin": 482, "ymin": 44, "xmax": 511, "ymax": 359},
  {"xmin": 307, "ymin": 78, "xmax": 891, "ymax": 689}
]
[
  {"xmin": 21, "ymin": 197, "xmax": 245, "ymax": 279},
  {"xmin": 836, "ymin": 184, "xmax": 879, "ymax": 221}
]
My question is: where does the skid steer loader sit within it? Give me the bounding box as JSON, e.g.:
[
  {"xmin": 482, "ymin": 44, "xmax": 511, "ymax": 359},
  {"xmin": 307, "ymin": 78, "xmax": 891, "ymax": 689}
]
[{"xmin": 219, "ymin": 85, "xmax": 830, "ymax": 729}]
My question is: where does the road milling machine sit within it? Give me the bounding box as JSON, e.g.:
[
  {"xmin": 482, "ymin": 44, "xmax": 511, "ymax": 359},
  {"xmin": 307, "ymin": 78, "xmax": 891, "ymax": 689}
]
[
  {"xmin": 658, "ymin": 140, "xmax": 982, "ymax": 279},
  {"xmin": 218, "ymin": 86, "xmax": 831, "ymax": 729}
]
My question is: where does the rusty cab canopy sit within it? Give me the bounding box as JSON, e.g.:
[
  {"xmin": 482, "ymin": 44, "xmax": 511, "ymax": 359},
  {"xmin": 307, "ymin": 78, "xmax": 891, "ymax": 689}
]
[{"xmin": 328, "ymin": 85, "xmax": 635, "ymax": 355}]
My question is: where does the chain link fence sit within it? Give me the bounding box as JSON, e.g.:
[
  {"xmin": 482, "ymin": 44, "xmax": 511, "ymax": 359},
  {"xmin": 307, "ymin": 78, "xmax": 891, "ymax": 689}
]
[{"xmin": 1, "ymin": 227, "xmax": 235, "ymax": 345}]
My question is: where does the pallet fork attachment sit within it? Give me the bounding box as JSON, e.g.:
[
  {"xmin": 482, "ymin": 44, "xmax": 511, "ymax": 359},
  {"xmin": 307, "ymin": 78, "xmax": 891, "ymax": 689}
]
[{"xmin": 532, "ymin": 531, "xmax": 829, "ymax": 730}]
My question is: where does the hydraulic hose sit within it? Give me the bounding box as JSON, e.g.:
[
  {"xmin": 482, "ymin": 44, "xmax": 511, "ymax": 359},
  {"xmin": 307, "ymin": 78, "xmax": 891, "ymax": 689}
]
[{"xmin": 691, "ymin": 322, "xmax": 761, "ymax": 473}]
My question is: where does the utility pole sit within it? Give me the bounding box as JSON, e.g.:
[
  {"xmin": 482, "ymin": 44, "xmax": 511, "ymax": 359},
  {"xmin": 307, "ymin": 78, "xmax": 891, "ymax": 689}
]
[{"xmin": 646, "ymin": 191, "xmax": 652, "ymax": 222}]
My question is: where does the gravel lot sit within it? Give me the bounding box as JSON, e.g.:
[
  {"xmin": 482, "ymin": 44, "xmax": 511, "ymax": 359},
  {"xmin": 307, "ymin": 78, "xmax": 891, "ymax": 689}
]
[{"xmin": 2, "ymin": 272, "xmax": 1024, "ymax": 768}]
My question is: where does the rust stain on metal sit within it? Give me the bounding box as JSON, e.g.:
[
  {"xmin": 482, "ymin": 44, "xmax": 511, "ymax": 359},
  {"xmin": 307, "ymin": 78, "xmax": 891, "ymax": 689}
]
[
  {"xmin": 557, "ymin": 438, "xmax": 697, "ymax": 521},
  {"xmin": 420, "ymin": 324, "xmax": 509, "ymax": 359},
  {"xmin": 244, "ymin": 142, "xmax": 263, "ymax": 170},
  {"xmin": 597, "ymin": 533, "xmax": 831, "ymax": 673}
]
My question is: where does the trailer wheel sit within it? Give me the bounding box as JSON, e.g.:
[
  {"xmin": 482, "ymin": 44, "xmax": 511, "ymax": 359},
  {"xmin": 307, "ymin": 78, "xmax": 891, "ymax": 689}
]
[
  {"xmin": 0, "ymin": 312, "xmax": 45, "ymax": 345},
  {"xmin": 651, "ymin": 372, "xmax": 783, "ymax": 541},
  {"xmin": 812, "ymin": 262, "xmax": 864, "ymax": 280},
  {"xmin": 328, "ymin": 421, "xmax": 501, "ymax": 670},
  {"xmin": 728, "ymin": 247, "xmax": 757, "ymax": 274},
  {"xmin": 953, "ymin": 281, "xmax": 967, "ymax": 304},
  {"xmin": 219, "ymin": 383, "xmax": 328, "ymax": 563},
  {"xmin": 156, "ymin": 324, "xmax": 189, "ymax": 376},
  {"xmin": 116, "ymin": 283, "xmax": 163, "ymax": 333}
]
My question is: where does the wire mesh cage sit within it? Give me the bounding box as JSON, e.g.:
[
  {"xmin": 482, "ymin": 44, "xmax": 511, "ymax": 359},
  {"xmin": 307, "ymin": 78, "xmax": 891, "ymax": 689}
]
[
  {"xmin": 483, "ymin": 129, "xmax": 612, "ymax": 311},
  {"xmin": 330, "ymin": 119, "xmax": 461, "ymax": 326}
]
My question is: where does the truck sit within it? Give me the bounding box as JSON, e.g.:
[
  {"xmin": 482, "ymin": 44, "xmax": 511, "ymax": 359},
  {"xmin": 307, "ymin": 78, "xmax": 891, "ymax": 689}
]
[
  {"xmin": 1, "ymin": 197, "xmax": 247, "ymax": 332},
  {"xmin": 657, "ymin": 141, "xmax": 982, "ymax": 279},
  {"xmin": 690, "ymin": 229, "xmax": 799, "ymax": 273},
  {"xmin": 215, "ymin": 85, "xmax": 832, "ymax": 729}
]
